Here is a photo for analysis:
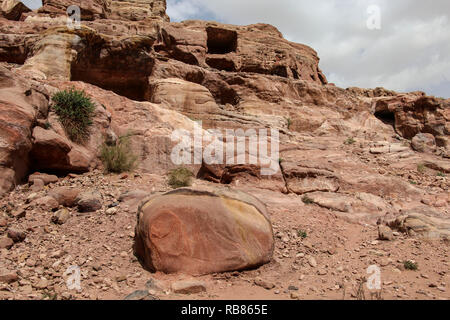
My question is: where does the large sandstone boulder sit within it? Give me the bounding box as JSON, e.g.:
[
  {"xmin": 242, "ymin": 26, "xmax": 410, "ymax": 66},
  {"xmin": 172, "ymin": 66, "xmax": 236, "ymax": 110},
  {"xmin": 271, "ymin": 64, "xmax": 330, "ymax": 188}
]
[
  {"xmin": 134, "ymin": 187, "xmax": 274, "ymax": 275},
  {"xmin": 411, "ymin": 133, "xmax": 436, "ymax": 153}
]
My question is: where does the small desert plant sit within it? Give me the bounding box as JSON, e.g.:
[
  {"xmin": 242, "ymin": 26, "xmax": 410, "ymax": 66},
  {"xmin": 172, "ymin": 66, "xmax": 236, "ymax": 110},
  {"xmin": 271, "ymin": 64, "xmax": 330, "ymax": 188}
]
[
  {"xmin": 354, "ymin": 277, "xmax": 366, "ymax": 300},
  {"xmin": 344, "ymin": 137, "xmax": 356, "ymax": 145},
  {"xmin": 302, "ymin": 195, "xmax": 314, "ymax": 205},
  {"xmin": 417, "ymin": 163, "xmax": 426, "ymax": 174},
  {"xmin": 168, "ymin": 167, "xmax": 194, "ymax": 189},
  {"xmin": 297, "ymin": 229, "xmax": 308, "ymax": 239},
  {"xmin": 409, "ymin": 180, "xmax": 417, "ymax": 185},
  {"xmin": 286, "ymin": 117, "xmax": 293, "ymax": 130},
  {"xmin": 403, "ymin": 260, "xmax": 418, "ymax": 271},
  {"xmin": 52, "ymin": 88, "xmax": 95, "ymax": 143},
  {"xmin": 437, "ymin": 172, "xmax": 445, "ymax": 177},
  {"xmin": 41, "ymin": 291, "xmax": 58, "ymax": 300},
  {"xmin": 100, "ymin": 135, "xmax": 137, "ymax": 173},
  {"xmin": 44, "ymin": 121, "xmax": 52, "ymax": 129}
]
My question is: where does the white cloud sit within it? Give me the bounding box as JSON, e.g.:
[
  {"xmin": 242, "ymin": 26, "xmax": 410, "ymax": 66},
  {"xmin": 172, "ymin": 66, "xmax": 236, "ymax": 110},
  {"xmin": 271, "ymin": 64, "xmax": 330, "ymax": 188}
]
[{"xmin": 167, "ymin": 0, "xmax": 450, "ymax": 97}]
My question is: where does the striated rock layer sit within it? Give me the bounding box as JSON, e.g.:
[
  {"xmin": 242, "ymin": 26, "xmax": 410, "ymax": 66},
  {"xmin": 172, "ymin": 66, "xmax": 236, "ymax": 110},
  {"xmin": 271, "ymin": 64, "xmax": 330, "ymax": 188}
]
[{"xmin": 134, "ymin": 187, "xmax": 274, "ymax": 275}]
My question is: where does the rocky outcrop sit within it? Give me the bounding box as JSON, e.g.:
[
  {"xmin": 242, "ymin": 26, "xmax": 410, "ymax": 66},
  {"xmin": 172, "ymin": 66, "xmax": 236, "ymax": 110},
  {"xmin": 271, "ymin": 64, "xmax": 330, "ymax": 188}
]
[
  {"xmin": 0, "ymin": 0, "xmax": 31, "ymax": 20},
  {"xmin": 107, "ymin": 0, "xmax": 169, "ymax": 22},
  {"xmin": 38, "ymin": 0, "xmax": 108, "ymax": 20},
  {"xmin": 0, "ymin": 66, "xmax": 48, "ymax": 195},
  {"xmin": 386, "ymin": 214, "xmax": 450, "ymax": 240},
  {"xmin": 134, "ymin": 187, "xmax": 274, "ymax": 275},
  {"xmin": 373, "ymin": 94, "xmax": 449, "ymax": 150}
]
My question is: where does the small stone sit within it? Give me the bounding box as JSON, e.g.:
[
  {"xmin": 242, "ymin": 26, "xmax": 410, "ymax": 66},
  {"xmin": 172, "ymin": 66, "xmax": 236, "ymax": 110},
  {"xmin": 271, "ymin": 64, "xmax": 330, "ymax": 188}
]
[
  {"xmin": 48, "ymin": 187, "xmax": 81, "ymax": 207},
  {"xmin": 52, "ymin": 260, "xmax": 61, "ymax": 269},
  {"xmin": 308, "ymin": 256, "xmax": 317, "ymax": 268},
  {"xmin": 30, "ymin": 179, "xmax": 45, "ymax": 192},
  {"xmin": 393, "ymin": 268, "xmax": 402, "ymax": 275},
  {"xmin": 76, "ymin": 191, "xmax": 102, "ymax": 213},
  {"xmin": 27, "ymin": 193, "xmax": 39, "ymax": 202},
  {"xmin": 61, "ymin": 292, "xmax": 72, "ymax": 300},
  {"xmin": 108, "ymin": 202, "xmax": 120, "ymax": 208},
  {"xmin": 106, "ymin": 208, "xmax": 117, "ymax": 216},
  {"xmin": 22, "ymin": 285, "xmax": 33, "ymax": 295},
  {"xmin": 145, "ymin": 279, "xmax": 164, "ymax": 292},
  {"xmin": 34, "ymin": 278, "xmax": 49, "ymax": 289},
  {"xmin": 0, "ymin": 271, "xmax": 18, "ymax": 284},
  {"xmin": 11, "ymin": 208, "xmax": 26, "ymax": 219},
  {"xmin": 288, "ymin": 285, "xmax": 299, "ymax": 291},
  {"xmin": 171, "ymin": 280, "xmax": 206, "ymax": 294},
  {"xmin": 317, "ymin": 268, "xmax": 328, "ymax": 276},
  {"xmin": 92, "ymin": 264, "xmax": 102, "ymax": 271},
  {"xmin": 0, "ymin": 237, "xmax": 14, "ymax": 250},
  {"xmin": 50, "ymin": 250, "xmax": 64, "ymax": 259},
  {"xmin": 254, "ymin": 278, "xmax": 275, "ymax": 290},
  {"xmin": 51, "ymin": 208, "xmax": 70, "ymax": 225},
  {"xmin": 380, "ymin": 259, "xmax": 392, "ymax": 267},
  {"xmin": 290, "ymin": 292, "xmax": 300, "ymax": 300},
  {"xmin": 28, "ymin": 173, "xmax": 58, "ymax": 185},
  {"xmin": 124, "ymin": 290, "xmax": 157, "ymax": 300},
  {"xmin": 33, "ymin": 196, "xmax": 59, "ymax": 211},
  {"xmin": 378, "ymin": 225, "xmax": 394, "ymax": 241},
  {"xmin": 7, "ymin": 229, "xmax": 26, "ymax": 243},
  {"xmin": 115, "ymin": 275, "xmax": 127, "ymax": 282},
  {"xmin": 0, "ymin": 217, "xmax": 7, "ymax": 227}
]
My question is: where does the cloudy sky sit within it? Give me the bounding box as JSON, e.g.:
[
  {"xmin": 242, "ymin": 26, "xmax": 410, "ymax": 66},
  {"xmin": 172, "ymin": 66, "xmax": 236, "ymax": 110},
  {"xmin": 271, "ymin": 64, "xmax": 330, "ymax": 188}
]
[{"xmin": 167, "ymin": 0, "xmax": 450, "ymax": 98}]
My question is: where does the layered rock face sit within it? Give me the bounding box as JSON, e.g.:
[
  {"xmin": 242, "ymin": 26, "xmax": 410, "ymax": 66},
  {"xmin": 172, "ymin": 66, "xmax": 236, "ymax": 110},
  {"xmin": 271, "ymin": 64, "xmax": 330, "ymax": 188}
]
[
  {"xmin": 0, "ymin": 0, "xmax": 449, "ymax": 248},
  {"xmin": 108, "ymin": 0, "xmax": 169, "ymax": 22},
  {"xmin": 134, "ymin": 187, "xmax": 274, "ymax": 275}
]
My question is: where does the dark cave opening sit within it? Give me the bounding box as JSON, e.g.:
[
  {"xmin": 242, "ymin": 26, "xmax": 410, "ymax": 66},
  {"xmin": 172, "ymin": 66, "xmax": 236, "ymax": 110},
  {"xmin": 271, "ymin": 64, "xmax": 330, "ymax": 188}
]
[
  {"xmin": 206, "ymin": 27, "xmax": 238, "ymax": 54},
  {"xmin": 70, "ymin": 45, "xmax": 154, "ymax": 102},
  {"xmin": 374, "ymin": 110, "xmax": 396, "ymax": 127}
]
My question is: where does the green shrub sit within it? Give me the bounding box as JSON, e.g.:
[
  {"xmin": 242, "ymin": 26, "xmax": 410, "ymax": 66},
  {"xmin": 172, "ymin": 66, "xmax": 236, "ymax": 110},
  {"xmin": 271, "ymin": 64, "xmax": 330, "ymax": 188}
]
[
  {"xmin": 168, "ymin": 167, "xmax": 193, "ymax": 189},
  {"xmin": 100, "ymin": 135, "xmax": 137, "ymax": 173},
  {"xmin": 344, "ymin": 137, "xmax": 356, "ymax": 145},
  {"xmin": 297, "ymin": 229, "xmax": 308, "ymax": 239},
  {"xmin": 287, "ymin": 118, "xmax": 293, "ymax": 130},
  {"xmin": 52, "ymin": 88, "xmax": 95, "ymax": 143},
  {"xmin": 302, "ymin": 195, "xmax": 314, "ymax": 205},
  {"xmin": 437, "ymin": 172, "xmax": 445, "ymax": 177},
  {"xmin": 417, "ymin": 163, "xmax": 426, "ymax": 174},
  {"xmin": 403, "ymin": 260, "xmax": 418, "ymax": 271}
]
